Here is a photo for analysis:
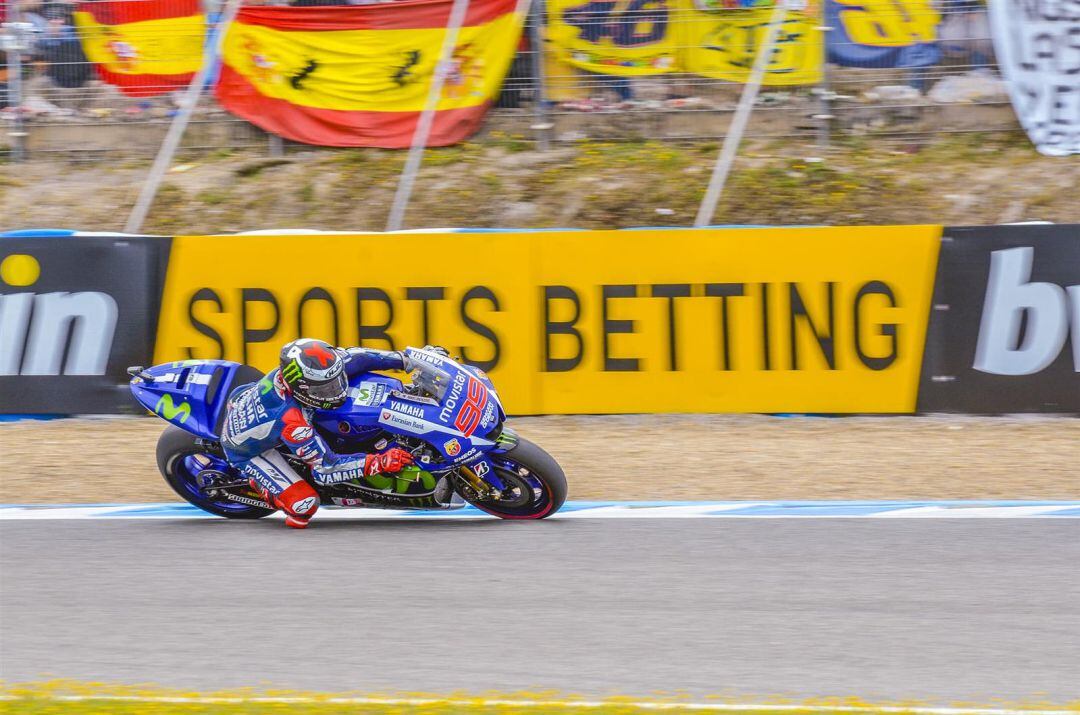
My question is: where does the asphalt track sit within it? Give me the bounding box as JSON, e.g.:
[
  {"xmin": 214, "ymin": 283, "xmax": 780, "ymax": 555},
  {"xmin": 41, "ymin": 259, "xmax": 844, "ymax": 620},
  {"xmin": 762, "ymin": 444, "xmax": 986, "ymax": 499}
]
[{"xmin": 2, "ymin": 518, "xmax": 1079, "ymax": 703}]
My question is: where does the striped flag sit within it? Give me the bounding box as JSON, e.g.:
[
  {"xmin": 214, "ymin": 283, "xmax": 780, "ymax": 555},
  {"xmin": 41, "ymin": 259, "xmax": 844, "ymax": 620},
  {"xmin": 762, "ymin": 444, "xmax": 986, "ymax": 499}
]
[
  {"xmin": 74, "ymin": 0, "xmax": 207, "ymax": 97},
  {"xmin": 215, "ymin": 0, "xmax": 525, "ymax": 148}
]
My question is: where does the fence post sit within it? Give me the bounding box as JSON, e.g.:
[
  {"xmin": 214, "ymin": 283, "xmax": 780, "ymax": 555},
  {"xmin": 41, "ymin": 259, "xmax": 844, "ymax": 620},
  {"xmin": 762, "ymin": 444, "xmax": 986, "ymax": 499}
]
[
  {"xmin": 268, "ymin": 134, "xmax": 284, "ymax": 158},
  {"xmin": 124, "ymin": 0, "xmax": 243, "ymax": 234},
  {"xmin": 385, "ymin": 0, "xmax": 474, "ymax": 232},
  {"xmin": 528, "ymin": 0, "xmax": 551, "ymax": 152},
  {"xmin": 694, "ymin": 3, "xmax": 789, "ymax": 227},
  {"xmin": 815, "ymin": 7, "xmax": 832, "ymax": 148},
  {"xmin": 2, "ymin": 12, "xmax": 29, "ymax": 162}
]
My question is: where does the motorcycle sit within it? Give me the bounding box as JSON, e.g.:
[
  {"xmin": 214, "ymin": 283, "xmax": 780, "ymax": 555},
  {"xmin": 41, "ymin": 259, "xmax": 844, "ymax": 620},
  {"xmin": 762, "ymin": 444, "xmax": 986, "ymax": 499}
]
[{"xmin": 127, "ymin": 347, "xmax": 567, "ymax": 521}]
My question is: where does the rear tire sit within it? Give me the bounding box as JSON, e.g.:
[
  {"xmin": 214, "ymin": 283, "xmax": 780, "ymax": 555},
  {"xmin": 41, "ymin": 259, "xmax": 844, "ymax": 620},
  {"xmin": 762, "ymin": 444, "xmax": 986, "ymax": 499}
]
[
  {"xmin": 156, "ymin": 425, "xmax": 273, "ymax": 519},
  {"xmin": 464, "ymin": 437, "xmax": 567, "ymax": 519}
]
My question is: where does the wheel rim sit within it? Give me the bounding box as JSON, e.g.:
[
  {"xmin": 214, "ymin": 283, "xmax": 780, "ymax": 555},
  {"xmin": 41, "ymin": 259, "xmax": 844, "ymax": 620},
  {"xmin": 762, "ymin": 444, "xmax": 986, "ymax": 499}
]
[
  {"xmin": 168, "ymin": 451, "xmax": 264, "ymax": 514},
  {"xmin": 468, "ymin": 457, "xmax": 554, "ymax": 518}
]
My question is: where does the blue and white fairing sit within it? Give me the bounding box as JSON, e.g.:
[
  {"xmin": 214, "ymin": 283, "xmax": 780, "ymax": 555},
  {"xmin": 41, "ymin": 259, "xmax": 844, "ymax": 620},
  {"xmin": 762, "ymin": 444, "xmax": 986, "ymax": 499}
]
[
  {"xmin": 314, "ymin": 347, "xmax": 506, "ymax": 471},
  {"xmin": 129, "ymin": 360, "xmax": 255, "ymax": 440}
]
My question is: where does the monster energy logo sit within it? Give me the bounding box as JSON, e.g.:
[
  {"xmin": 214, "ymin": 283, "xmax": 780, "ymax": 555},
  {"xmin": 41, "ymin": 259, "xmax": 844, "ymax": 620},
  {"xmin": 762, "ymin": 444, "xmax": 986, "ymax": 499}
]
[
  {"xmin": 360, "ymin": 466, "xmax": 436, "ymax": 495},
  {"xmin": 282, "ymin": 360, "xmax": 304, "ymax": 384},
  {"xmin": 155, "ymin": 394, "xmax": 191, "ymax": 424}
]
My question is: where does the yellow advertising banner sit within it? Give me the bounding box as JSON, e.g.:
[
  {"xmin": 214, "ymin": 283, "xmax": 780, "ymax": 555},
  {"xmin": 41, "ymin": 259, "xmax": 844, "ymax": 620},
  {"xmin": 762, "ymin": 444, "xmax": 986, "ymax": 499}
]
[
  {"xmin": 155, "ymin": 227, "xmax": 941, "ymax": 414},
  {"xmin": 678, "ymin": 9, "xmax": 823, "ymax": 86}
]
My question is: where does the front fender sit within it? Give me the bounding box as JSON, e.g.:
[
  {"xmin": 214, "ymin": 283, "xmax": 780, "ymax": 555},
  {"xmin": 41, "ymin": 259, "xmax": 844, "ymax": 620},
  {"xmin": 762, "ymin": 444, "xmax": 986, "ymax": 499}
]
[{"xmin": 490, "ymin": 426, "xmax": 519, "ymax": 454}]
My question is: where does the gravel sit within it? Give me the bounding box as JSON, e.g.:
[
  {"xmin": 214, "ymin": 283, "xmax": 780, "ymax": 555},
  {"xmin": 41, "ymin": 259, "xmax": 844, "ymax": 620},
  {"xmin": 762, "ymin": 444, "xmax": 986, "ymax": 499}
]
[{"xmin": 2, "ymin": 414, "xmax": 1077, "ymax": 503}]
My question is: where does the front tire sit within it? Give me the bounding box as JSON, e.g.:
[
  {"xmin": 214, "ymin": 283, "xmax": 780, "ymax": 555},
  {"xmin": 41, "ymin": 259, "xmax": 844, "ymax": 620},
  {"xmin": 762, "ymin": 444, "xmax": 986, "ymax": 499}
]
[
  {"xmin": 156, "ymin": 425, "xmax": 273, "ymax": 519},
  {"xmin": 463, "ymin": 437, "xmax": 567, "ymax": 519}
]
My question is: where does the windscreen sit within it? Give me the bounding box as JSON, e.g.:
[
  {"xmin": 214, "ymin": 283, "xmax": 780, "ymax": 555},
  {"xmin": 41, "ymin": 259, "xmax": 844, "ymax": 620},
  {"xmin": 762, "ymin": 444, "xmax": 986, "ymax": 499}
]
[{"xmin": 411, "ymin": 361, "xmax": 453, "ymax": 400}]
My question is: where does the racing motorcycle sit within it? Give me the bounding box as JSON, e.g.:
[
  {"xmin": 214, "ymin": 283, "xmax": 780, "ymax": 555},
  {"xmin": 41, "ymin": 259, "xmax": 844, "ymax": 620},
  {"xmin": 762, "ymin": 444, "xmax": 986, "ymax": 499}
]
[{"xmin": 127, "ymin": 347, "xmax": 567, "ymax": 520}]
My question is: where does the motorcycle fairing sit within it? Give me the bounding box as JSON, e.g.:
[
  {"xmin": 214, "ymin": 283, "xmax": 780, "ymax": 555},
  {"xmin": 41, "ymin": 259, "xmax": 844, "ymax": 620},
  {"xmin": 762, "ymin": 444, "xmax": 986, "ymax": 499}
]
[
  {"xmin": 313, "ymin": 373, "xmax": 403, "ymax": 442},
  {"xmin": 130, "ymin": 360, "xmax": 253, "ymax": 440}
]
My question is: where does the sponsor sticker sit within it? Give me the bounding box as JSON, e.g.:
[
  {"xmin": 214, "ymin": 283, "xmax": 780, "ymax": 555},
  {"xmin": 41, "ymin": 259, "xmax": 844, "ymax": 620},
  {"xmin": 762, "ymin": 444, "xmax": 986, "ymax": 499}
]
[
  {"xmin": 439, "ymin": 372, "xmax": 468, "ymax": 423},
  {"xmin": 444, "ymin": 438, "xmax": 461, "ymax": 457},
  {"xmin": 283, "ymin": 424, "xmax": 313, "ymax": 444},
  {"xmin": 224, "ymin": 493, "xmax": 274, "ymax": 508},
  {"xmin": 388, "ymin": 400, "xmax": 425, "ymax": 419},
  {"xmin": 450, "ymin": 448, "xmax": 480, "ymax": 465},
  {"xmin": 473, "ymin": 461, "xmax": 490, "ymax": 477},
  {"xmin": 379, "ymin": 410, "xmax": 426, "ymax": 433},
  {"xmin": 352, "ymin": 381, "xmax": 387, "ymax": 407},
  {"xmin": 411, "ymin": 350, "xmax": 445, "ymax": 367},
  {"xmin": 292, "ymin": 496, "xmax": 317, "ymax": 514},
  {"xmin": 390, "ymin": 389, "xmax": 438, "ymax": 406}
]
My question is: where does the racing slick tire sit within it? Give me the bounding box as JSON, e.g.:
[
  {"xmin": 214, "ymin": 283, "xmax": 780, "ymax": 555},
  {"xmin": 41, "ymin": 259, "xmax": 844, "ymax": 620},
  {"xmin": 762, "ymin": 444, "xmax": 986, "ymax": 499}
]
[
  {"xmin": 156, "ymin": 425, "xmax": 274, "ymax": 519},
  {"xmin": 464, "ymin": 437, "xmax": 568, "ymax": 520}
]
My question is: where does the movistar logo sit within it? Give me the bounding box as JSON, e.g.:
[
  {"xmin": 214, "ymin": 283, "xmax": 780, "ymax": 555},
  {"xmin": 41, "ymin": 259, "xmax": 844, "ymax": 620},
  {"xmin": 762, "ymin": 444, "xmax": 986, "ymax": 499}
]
[
  {"xmin": 259, "ymin": 377, "xmax": 274, "ymax": 395},
  {"xmin": 155, "ymin": 394, "xmax": 191, "ymax": 423},
  {"xmin": 282, "ymin": 360, "xmax": 303, "ymax": 384}
]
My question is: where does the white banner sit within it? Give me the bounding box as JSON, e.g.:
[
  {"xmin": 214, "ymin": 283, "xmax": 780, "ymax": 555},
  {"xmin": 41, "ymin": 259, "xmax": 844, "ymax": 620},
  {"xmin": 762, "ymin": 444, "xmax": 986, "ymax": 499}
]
[{"xmin": 988, "ymin": 0, "xmax": 1080, "ymax": 156}]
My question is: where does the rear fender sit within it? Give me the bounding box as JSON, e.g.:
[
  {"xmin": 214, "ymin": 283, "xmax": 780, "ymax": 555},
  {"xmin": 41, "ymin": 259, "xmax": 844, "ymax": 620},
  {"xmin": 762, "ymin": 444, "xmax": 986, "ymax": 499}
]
[{"xmin": 129, "ymin": 360, "xmax": 252, "ymax": 440}]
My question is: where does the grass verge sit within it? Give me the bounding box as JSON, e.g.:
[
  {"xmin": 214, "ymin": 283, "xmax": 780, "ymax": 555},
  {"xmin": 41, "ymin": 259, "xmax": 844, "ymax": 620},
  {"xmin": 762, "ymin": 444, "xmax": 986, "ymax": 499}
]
[{"xmin": 3, "ymin": 683, "xmax": 1079, "ymax": 715}]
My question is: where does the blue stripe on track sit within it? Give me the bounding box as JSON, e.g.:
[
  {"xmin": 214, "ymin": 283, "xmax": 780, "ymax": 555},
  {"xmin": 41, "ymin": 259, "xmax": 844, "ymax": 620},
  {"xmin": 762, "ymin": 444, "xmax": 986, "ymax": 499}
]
[{"xmin": 4, "ymin": 501, "xmax": 1080, "ymax": 520}]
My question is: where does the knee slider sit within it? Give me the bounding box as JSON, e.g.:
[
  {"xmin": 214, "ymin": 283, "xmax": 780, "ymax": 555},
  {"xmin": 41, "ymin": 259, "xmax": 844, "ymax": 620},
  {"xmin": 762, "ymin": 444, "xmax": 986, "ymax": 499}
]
[{"xmin": 278, "ymin": 481, "xmax": 320, "ymax": 519}]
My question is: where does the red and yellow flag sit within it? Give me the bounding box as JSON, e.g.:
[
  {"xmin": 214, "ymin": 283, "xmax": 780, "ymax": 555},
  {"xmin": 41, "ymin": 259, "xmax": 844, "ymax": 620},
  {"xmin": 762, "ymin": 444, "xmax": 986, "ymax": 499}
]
[
  {"xmin": 215, "ymin": 0, "xmax": 525, "ymax": 148},
  {"xmin": 74, "ymin": 0, "xmax": 206, "ymax": 97}
]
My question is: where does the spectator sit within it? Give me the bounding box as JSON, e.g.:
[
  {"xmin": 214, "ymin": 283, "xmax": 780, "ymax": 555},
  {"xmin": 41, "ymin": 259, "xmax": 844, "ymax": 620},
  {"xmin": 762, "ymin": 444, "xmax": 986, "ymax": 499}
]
[
  {"xmin": 939, "ymin": 0, "xmax": 992, "ymax": 69},
  {"xmin": 36, "ymin": 2, "xmax": 91, "ymax": 91}
]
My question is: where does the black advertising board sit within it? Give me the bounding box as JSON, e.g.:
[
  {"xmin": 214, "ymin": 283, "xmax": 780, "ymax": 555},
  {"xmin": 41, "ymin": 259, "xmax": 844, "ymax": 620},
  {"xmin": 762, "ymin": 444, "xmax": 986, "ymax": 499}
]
[
  {"xmin": 918, "ymin": 225, "xmax": 1079, "ymax": 413},
  {"xmin": 0, "ymin": 236, "xmax": 169, "ymax": 413}
]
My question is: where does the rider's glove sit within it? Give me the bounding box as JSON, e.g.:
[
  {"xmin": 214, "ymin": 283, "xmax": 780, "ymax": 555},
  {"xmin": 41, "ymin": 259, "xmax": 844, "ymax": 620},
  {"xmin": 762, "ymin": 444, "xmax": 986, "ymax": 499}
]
[
  {"xmin": 363, "ymin": 448, "xmax": 414, "ymax": 476},
  {"xmin": 402, "ymin": 345, "xmax": 451, "ymax": 372},
  {"xmin": 423, "ymin": 345, "xmax": 451, "ymax": 358}
]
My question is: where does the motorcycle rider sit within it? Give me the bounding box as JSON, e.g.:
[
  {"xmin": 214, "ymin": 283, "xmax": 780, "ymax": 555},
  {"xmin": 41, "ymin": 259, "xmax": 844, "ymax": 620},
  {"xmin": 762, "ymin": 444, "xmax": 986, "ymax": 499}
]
[{"xmin": 221, "ymin": 338, "xmax": 427, "ymax": 529}]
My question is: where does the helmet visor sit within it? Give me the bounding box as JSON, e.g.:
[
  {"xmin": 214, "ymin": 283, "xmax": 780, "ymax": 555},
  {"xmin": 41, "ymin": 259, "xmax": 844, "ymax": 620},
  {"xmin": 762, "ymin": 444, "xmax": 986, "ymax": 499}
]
[{"xmin": 305, "ymin": 372, "xmax": 348, "ymax": 406}]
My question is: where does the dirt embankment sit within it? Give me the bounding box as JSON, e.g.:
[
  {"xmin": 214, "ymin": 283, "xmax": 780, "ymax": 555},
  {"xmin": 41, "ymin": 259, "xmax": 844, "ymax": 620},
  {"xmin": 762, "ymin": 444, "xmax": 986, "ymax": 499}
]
[
  {"xmin": 2, "ymin": 134, "xmax": 1078, "ymax": 233},
  {"xmin": 2, "ymin": 414, "xmax": 1077, "ymax": 504}
]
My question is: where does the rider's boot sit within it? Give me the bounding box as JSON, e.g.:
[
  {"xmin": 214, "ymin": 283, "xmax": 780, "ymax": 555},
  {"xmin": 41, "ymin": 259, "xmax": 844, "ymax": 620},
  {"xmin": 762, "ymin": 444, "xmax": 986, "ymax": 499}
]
[
  {"xmin": 248, "ymin": 479, "xmax": 320, "ymax": 529},
  {"xmin": 275, "ymin": 481, "xmax": 320, "ymax": 529}
]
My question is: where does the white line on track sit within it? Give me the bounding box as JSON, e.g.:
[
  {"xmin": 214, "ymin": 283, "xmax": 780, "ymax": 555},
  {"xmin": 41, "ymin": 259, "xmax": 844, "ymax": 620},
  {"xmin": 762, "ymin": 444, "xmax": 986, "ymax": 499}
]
[
  {"xmin": 3, "ymin": 501, "xmax": 1080, "ymax": 520},
  {"xmin": 0, "ymin": 694, "xmax": 1076, "ymax": 714}
]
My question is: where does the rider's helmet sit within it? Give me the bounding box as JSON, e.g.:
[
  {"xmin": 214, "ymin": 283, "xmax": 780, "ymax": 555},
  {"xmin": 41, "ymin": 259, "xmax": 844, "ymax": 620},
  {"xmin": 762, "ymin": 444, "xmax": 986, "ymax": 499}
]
[{"xmin": 278, "ymin": 338, "xmax": 348, "ymax": 410}]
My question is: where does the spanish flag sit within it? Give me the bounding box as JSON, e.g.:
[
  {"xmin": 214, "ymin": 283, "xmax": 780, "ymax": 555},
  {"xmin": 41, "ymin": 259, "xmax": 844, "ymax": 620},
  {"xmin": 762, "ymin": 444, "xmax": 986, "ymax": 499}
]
[
  {"xmin": 215, "ymin": 0, "xmax": 525, "ymax": 148},
  {"xmin": 74, "ymin": 0, "xmax": 206, "ymax": 97}
]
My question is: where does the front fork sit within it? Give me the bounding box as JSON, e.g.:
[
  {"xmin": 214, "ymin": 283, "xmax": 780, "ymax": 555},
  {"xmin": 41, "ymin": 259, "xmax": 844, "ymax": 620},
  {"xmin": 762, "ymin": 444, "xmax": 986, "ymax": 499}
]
[{"xmin": 453, "ymin": 426, "xmax": 519, "ymax": 500}]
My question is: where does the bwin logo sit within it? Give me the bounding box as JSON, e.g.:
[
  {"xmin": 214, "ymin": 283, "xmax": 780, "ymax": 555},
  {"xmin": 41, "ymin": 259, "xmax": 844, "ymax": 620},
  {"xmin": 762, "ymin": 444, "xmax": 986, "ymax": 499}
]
[
  {"xmin": 0, "ymin": 254, "xmax": 118, "ymax": 376},
  {"xmin": 974, "ymin": 247, "xmax": 1080, "ymax": 376}
]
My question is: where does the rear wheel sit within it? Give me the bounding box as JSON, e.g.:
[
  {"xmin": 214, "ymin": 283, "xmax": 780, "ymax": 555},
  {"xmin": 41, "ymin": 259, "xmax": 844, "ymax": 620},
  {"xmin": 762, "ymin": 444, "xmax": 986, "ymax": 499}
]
[
  {"xmin": 156, "ymin": 425, "xmax": 273, "ymax": 519},
  {"xmin": 461, "ymin": 437, "xmax": 567, "ymax": 519}
]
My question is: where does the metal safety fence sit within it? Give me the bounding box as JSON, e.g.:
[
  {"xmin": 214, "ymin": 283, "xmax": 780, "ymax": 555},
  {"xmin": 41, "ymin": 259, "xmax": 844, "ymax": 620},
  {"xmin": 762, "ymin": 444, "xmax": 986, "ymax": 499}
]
[{"xmin": 1, "ymin": 0, "xmax": 1015, "ymax": 159}]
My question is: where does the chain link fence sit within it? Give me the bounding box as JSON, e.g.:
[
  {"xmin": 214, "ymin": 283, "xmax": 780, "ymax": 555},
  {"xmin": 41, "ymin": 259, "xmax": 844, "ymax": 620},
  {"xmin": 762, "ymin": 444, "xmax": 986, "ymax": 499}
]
[{"xmin": 1, "ymin": 0, "xmax": 1015, "ymax": 159}]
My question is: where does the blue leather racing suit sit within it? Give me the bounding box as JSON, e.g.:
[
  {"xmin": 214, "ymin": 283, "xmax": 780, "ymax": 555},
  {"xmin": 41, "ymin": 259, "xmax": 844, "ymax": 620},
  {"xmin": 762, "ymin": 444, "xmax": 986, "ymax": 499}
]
[{"xmin": 220, "ymin": 347, "xmax": 405, "ymax": 521}]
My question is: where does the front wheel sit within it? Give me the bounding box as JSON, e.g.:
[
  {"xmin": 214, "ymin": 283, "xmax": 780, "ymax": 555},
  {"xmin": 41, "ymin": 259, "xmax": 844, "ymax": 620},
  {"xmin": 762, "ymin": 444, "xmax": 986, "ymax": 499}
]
[
  {"xmin": 462, "ymin": 437, "xmax": 567, "ymax": 519},
  {"xmin": 156, "ymin": 425, "xmax": 273, "ymax": 519}
]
